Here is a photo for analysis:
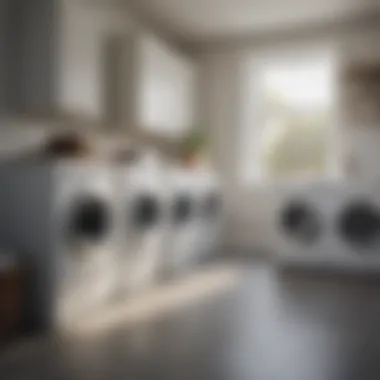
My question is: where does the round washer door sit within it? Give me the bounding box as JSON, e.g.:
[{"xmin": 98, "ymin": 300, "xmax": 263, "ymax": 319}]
[
  {"xmin": 280, "ymin": 200, "xmax": 322, "ymax": 244},
  {"xmin": 172, "ymin": 194, "xmax": 194, "ymax": 225},
  {"xmin": 338, "ymin": 201, "xmax": 380, "ymax": 249},
  {"xmin": 130, "ymin": 193, "xmax": 161, "ymax": 230},
  {"xmin": 66, "ymin": 196, "xmax": 112, "ymax": 243}
]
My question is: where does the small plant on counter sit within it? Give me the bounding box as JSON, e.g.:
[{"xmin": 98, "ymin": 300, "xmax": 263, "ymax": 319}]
[{"xmin": 178, "ymin": 130, "xmax": 208, "ymax": 167}]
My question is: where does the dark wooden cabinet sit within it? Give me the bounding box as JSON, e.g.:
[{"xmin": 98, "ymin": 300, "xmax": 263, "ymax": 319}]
[{"xmin": 0, "ymin": 264, "xmax": 26, "ymax": 341}]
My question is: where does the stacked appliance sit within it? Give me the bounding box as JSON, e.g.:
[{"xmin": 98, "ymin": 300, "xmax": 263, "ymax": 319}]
[
  {"xmin": 275, "ymin": 180, "xmax": 380, "ymax": 270},
  {"xmin": 0, "ymin": 159, "xmax": 119, "ymax": 332}
]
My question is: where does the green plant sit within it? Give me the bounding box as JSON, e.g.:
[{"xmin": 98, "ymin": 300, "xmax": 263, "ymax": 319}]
[{"xmin": 179, "ymin": 131, "xmax": 206, "ymax": 157}]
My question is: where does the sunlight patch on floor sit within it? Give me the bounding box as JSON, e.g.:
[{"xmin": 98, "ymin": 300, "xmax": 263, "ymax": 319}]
[{"xmin": 71, "ymin": 265, "xmax": 241, "ymax": 337}]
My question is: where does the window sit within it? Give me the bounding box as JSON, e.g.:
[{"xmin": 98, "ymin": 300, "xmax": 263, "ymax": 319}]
[{"xmin": 242, "ymin": 48, "xmax": 339, "ymax": 183}]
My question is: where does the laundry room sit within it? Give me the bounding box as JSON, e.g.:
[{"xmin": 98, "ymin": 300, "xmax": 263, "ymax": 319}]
[{"xmin": 2, "ymin": 1, "xmax": 380, "ymax": 379}]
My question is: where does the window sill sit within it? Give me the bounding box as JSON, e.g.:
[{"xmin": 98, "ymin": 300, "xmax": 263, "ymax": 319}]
[{"xmin": 241, "ymin": 173, "xmax": 345, "ymax": 190}]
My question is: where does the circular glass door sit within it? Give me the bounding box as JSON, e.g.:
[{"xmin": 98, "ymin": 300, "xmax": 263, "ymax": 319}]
[
  {"xmin": 66, "ymin": 196, "xmax": 111, "ymax": 243},
  {"xmin": 130, "ymin": 194, "xmax": 161, "ymax": 230},
  {"xmin": 338, "ymin": 201, "xmax": 380, "ymax": 249},
  {"xmin": 280, "ymin": 201, "xmax": 322, "ymax": 244}
]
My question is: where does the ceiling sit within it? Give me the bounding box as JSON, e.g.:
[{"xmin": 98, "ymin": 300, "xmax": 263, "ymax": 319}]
[{"xmin": 129, "ymin": 0, "xmax": 380, "ymax": 42}]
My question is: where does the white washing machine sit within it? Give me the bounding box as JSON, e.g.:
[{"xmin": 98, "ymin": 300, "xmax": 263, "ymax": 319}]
[
  {"xmin": 166, "ymin": 166, "xmax": 204, "ymax": 276},
  {"xmin": 275, "ymin": 180, "xmax": 380, "ymax": 270},
  {"xmin": 195, "ymin": 169, "xmax": 223, "ymax": 265},
  {"xmin": 0, "ymin": 159, "xmax": 118, "ymax": 332},
  {"xmin": 116, "ymin": 149, "xmax": 169, "ymax": 293}
]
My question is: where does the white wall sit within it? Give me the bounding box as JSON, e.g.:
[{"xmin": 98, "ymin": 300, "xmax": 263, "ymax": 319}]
[{"xmin": 198, "ymin": 22, "xmax": 380, "ymax": 253}]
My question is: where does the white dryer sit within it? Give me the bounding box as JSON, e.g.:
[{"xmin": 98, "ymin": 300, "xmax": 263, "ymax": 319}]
[
  {"xmin": 275, "ymin": 180, "xmax": 380, "ymax": 270},
  {"xmin": 196, "ymin": 169, "xmax": 223, "ymax": 265},
  {"xmin": 0, "ymin": 159, "xmax": 118, "ymax": 332},
  {"xmin": 166, "ymin": 166, "xmax": 203, "ymax": 276},
  {"xmin": 117, "ymin": 149, "xmax": 169, "ymax": 293}
]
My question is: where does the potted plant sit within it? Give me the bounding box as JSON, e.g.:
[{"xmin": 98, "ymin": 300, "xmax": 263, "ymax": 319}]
[{"xmin": 178, "ymin": 131, "xmax": 208, "ymax": 167}]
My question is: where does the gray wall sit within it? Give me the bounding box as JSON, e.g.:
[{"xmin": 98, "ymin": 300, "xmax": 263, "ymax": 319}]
[
  {"xmin": 3, "ymin": 0, "xmax": 58, "ymax": 115},
  {"xmin": 0, "ymin": 0, "xmax": 8, "ymax": 114},
  {"xmin": 0, "ymin": 0, "xmax": 136, "ymax": 121},
  {"xmin": 58, "ymin": 1, "xmax": 132, "ymax": 121}
]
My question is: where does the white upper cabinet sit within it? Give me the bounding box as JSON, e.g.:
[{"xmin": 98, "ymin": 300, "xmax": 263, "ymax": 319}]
[{"xmin": 137, "ymin": 34, "xmax": 196, "ymax": 137}]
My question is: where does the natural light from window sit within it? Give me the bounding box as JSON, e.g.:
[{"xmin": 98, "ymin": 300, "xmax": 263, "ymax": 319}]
[{"xmin": 242, "ymin": 50, "xmax": 339, "ymax": 183}]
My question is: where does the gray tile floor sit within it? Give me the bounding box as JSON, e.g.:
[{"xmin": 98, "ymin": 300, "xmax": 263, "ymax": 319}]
[{"xmin": 2, "ymin": 262, "xmax": 380, "ymax": 380}]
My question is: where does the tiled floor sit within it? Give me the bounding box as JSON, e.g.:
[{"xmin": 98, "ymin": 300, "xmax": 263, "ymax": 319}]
[{"xmin": 2, "ymin": 262, "xmax": 380, "ymax": 380}]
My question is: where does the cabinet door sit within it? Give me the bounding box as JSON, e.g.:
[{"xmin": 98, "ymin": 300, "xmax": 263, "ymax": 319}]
[{"xmin": 138, "ymin": 34, "xmax": 195, "ymax": 137}]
